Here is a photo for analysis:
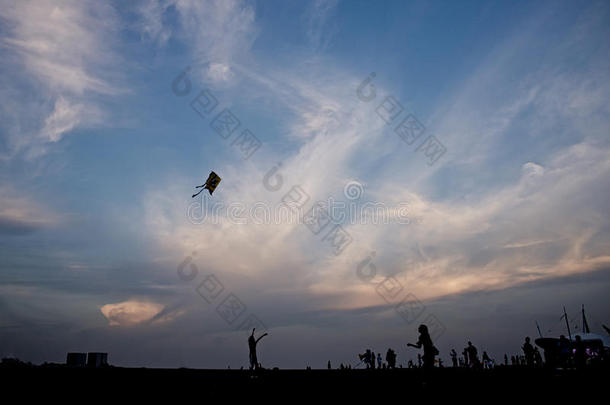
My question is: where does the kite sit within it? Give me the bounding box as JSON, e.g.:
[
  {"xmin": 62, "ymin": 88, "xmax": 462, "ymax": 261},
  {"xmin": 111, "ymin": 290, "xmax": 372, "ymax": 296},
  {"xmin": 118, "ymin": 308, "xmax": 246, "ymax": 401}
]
[{"xmin": 192, "ymin": 171, "xmax": 221, "ymax": 198}]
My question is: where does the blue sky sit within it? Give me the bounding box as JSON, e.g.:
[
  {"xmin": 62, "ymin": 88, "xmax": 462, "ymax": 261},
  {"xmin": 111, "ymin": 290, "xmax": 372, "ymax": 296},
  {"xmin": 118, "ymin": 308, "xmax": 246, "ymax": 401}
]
[{"xmin": 1, "ymin": 0, "xmax": 609, "ymax": 368}]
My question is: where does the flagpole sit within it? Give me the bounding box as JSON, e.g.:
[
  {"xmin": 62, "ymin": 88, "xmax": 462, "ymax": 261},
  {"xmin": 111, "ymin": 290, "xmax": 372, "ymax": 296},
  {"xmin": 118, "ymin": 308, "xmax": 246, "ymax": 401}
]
[
  {"xmin": 563, "ymin": 306, "xmax": 572, "ymax": 341},
  {"xmin": 536, "ymin": 321, "xmax": 543, "ymax": 338},
  {"xmin": 582, "ymin": 304, "xmax": 590, "ymax": 334}
]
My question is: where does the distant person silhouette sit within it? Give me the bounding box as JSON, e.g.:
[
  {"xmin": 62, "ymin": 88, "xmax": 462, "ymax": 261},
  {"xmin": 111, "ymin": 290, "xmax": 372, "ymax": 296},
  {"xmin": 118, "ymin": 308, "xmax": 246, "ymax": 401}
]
[
  {"xmin": 462, "ymin": 347, "xmax": 469, "ymax": 367},
  {"xmin": 466, "ymin": 341, "xmax": 479, "ymax": 368},
  {"xmin": 386, "ymin": 348, "xmax": 397, "ymax": 369},
  {"xmin": 363, "ymin": 349, "xmax": 372, "ymax": 369},
  {"xmin": 504, "ymin": 354, "xmax": 508, "ymax": 366},
  {"xmin": 558, "ymin": 335, "xmax": 570, "ymax": 368},
  {"xmin": 371, "ymin": 351, "xmax": 376, "ymax": 369},
  {"xmin": 377, "ymin": 353, "xmax": 382, "ymax": 369},
  {"xmin": 248, "ymin": 328, "xmax": 267, "ymax": 370},
  {"xmin": 533, "ymin": 347, "xmax": 543, "ymax": 367},
  {"xmin": 573, "ymin": 335, "xmax": 586, "ymax": 369},
  {"xmin": 522, "ymin": 337, "xmax": 535, "ymax": 367},
  {"xmin": 482, "ymin": 351, "xmax": 490, "ymax": 369},
  {"xmin": 450, "ymin": 349, "xmax": 458, "ymax": 367},
  {"xmin": 408, "ymin": 324, "xmax": 438, "ymax": 369},
  {"xmin": 328, "ymin": 360, "xmax": 331, "ymax": 370}
]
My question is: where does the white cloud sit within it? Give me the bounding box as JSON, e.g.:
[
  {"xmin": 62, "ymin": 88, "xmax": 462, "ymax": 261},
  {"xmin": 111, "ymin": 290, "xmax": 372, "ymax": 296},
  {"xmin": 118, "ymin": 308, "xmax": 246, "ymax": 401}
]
[{"xmin": 100, "ymin": 299, "xmax": 165, "ymax": 326}]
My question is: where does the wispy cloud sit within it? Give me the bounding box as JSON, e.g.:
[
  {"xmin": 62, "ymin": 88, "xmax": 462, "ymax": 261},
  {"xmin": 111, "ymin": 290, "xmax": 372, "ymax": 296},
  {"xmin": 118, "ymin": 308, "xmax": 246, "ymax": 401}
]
[
  {"xmin": 305, "ymin": 0, "xmax": 340, "ymax": 51},
  {"xmin": 0, "ymin": 0, "xmax": 125, "ymax": 155},
  {"xmin": 137, "ymin": 0, "xmax": 258, "ymax": 84},
  {"xmin": 0, "ymin": 184, "xmax": 58, "ymax": 235},
  {"xmin": 143, "ymin": 1, "xmax": 610, "ymax": 318}
]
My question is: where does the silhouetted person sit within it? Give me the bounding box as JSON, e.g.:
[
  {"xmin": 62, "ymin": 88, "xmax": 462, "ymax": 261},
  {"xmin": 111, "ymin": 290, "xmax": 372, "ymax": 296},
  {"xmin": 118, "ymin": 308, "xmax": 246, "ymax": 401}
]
[
  {"xmin": 386, "ymin": 348, "xmax": 397, "ymax": 369},
  {"xmin": 558, "ymin": 335, "xmax": 570, "ymax": 368},
  {"xmin": 466, "ymin": 341, "xmax": 479, "ymax": 368},
  {"xmin": 450, "ymin": 349, "xmax": 458, "ymax": 367},
  {"xmin": 364, "ymin": 349, "xmax": 372, "ymax": 369},
  {"xmin": 533, "ymin": 347, "xmax": 542, "ymax": 368},
  {"xmin": 371, "ymin": 351, "xmax": 376, "ymax": 369},
  {"xmin": 328, "ymin": 360, "xmax": 331, "ymax": 370},
  {"xmin": 408, "ymin": 324, "xmax": 437, "ymax": 369},
  {"xmin": 522, "ymin": 337, "xmax": 535, "ymax": 367},
  {"xmin": 462, "ymin": 347, "xmax": 469, "ymax": 367},
  {"xmin": 377, "ymin": 353, "xmax": 382, "ymax": 369},
  {"xmin": 248, "ymin": 328, "xmax": 267, "ymax": 370},
  {"xmin": 504, "ymin": 354, "xmax": 508, "ymax": 366},
  {"xmin": 573, "ymin": 335, "xmax": 586, "ymax": 369},
  {"xmin": 482, "ymin": 351, "xmax": 490, "ymax": 369}
]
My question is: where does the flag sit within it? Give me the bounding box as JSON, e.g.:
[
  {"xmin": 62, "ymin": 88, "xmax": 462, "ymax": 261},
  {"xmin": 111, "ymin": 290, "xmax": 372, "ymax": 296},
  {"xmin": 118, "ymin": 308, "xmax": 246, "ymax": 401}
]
[{"xmin": 203, "ymin": 171, "xmax": 221, "ymax": 195}]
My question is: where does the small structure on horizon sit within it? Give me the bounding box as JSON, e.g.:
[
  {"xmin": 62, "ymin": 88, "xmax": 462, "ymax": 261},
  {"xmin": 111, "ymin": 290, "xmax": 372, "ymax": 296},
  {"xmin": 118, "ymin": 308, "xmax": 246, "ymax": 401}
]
[
  {"xmin": 66, "ymin": 353, "xmax": 87, "ymax": 367},
  {"xmin": 66, "ymin": 352, "xmax": 108, "ymax": 368},
  {"xmin": 86, "ymin": 352, "xmax": 108, "ymax": 368}
]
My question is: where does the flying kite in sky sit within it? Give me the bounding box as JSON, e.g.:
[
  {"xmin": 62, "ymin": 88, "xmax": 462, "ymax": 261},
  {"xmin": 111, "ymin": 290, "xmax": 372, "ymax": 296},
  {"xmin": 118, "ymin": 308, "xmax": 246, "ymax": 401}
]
[{"xmin": 192, "ymin": 171, "xmax": 221, "ymax": 198}]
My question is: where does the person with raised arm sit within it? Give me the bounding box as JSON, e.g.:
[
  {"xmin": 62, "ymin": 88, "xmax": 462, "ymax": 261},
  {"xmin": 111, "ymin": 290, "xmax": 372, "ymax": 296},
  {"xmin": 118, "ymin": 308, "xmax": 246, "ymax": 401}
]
[{"xmin": 248, "ymin": 328, "xmax": 268, "ymax": 370}]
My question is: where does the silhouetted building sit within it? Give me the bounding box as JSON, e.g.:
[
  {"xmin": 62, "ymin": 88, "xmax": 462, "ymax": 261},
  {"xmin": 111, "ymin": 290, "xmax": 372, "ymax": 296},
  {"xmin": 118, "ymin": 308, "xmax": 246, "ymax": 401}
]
[
  {"xmin": 66, "ymin": 353, "xmax": 87, "ymax": 367},
  {"xmin": 87, "ymin": 352, "xmax": 108, "ymax": 368}
]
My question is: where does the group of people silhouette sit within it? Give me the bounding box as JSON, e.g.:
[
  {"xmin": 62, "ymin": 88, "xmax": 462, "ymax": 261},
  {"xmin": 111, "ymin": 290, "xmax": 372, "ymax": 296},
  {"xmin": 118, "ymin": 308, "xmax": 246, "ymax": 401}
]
[
  {"xmin": 357, "ymin": 348, "xmax": 397, "ymax": 369},
  {"xmin": 247, "ymin": 324, "xmax": 600, "ymax": 370},
  {"xmin": 247, "ymin": 323, "xmax": 441, "ymax": 371}
]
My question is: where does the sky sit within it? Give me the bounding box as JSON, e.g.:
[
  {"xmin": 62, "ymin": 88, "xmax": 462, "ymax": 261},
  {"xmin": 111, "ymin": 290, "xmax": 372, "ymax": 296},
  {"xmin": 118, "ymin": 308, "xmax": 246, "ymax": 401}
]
[{"xmin": 1, "ymin": 0, "xmax": 609, "ymax": 369}]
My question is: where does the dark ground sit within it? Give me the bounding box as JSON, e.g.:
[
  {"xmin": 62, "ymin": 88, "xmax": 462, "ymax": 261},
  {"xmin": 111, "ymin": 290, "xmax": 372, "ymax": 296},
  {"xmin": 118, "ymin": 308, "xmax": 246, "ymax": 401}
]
[{"xmin": 2, "ymin": 364, "xmax": 608, "ymax": 399}]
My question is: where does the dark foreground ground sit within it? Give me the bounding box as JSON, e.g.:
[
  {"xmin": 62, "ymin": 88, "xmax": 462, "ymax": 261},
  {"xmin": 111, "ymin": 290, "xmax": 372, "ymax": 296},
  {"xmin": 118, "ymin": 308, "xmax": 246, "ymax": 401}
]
[{"xmin": 2, "ymin": 364, "xmax": 608, "ymax": 399}]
